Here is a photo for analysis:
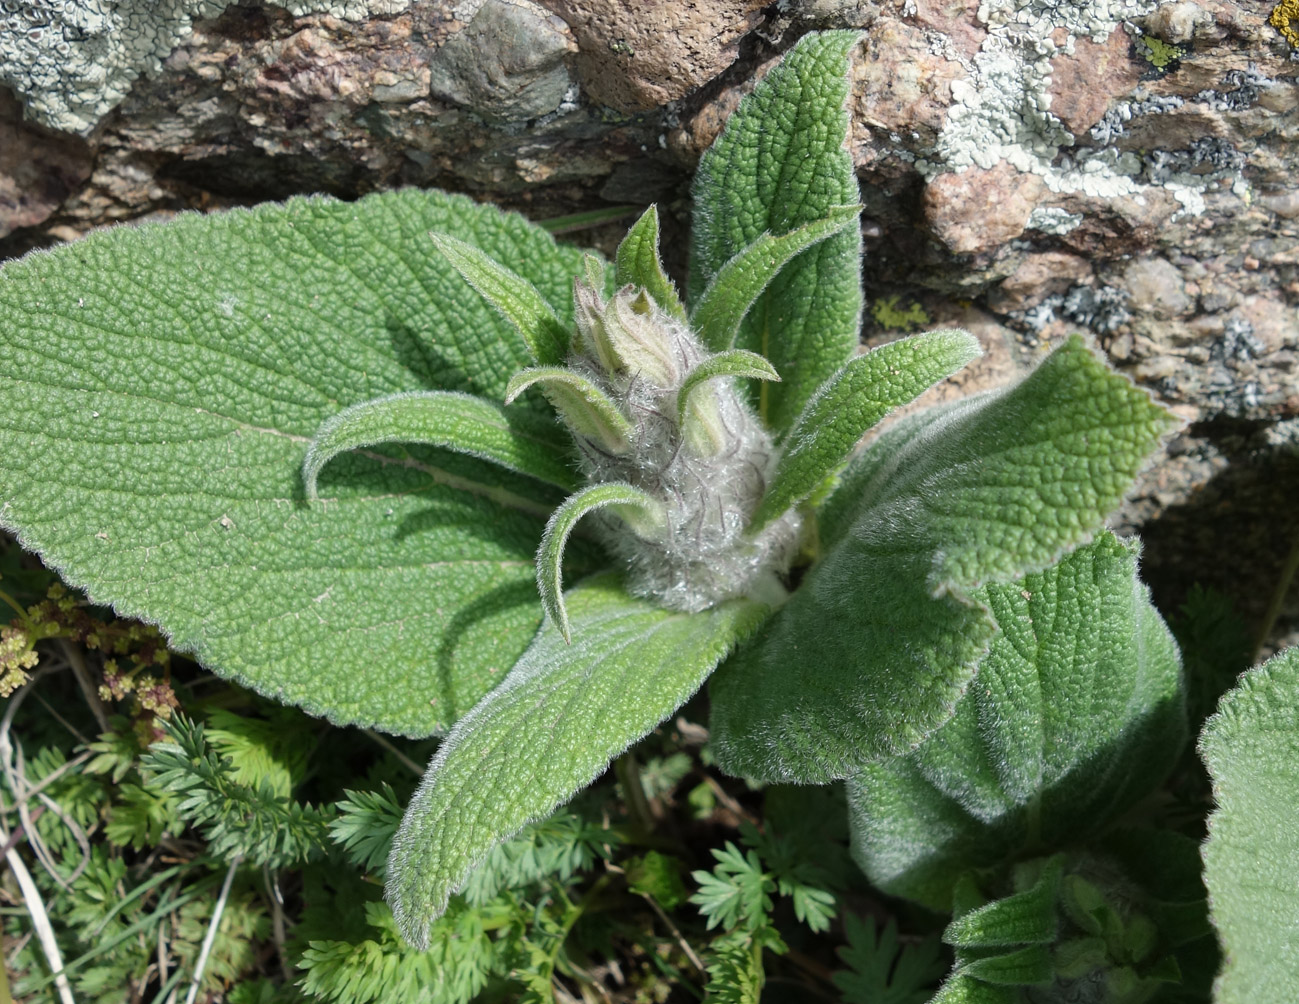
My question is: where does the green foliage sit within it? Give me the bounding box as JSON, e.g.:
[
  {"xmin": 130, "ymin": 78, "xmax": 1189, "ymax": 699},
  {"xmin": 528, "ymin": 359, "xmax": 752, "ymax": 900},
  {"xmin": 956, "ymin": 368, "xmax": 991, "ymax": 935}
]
[
  {"xmin": 930, "ymin": 845, "xmax": 1207, "ymax": 1004},
  {"xmin": 386, "ymin": 577, "xmax": 766, "ymax": 947},
  {"xmin": 0, "ymin": 25, "xmax": 1235, "ymax": 1004},
  {"xmin": 833, "ymin": 914, "xmax": 945, "ymax": 1004},
  {"xmin": 1200, "ymin": 645, "xmax": 1299, "ymax": 1003},
  {"xmin": 1171, "ymin": 583, "xmax": 1253, "ymax": 726},
  {"xmin": 298, "ymin": 898, "xmax": 499, "ymax": 1004},
  {"xmin": 430, "ymin": 232, "xmax": 571, "ymax": 365},
  {"xmin": 459, "ymin": 809, "xmax": 617, "ymax": 906},
  {"xmin": 749, "ymin": 327, "xmax": 982, "ymax": 532},
  {"xmin": 711, "ymin": 342, "xmax": 1176, "ymax": 782},
  {"xmin": 535, "ymin": 486, "xmax": 663, "ymax": 641},
  {"xmin": 689, "ymin": 205, "xmax": 862, "ymax": 353},
  {"xmin": 626, "ymin": 849, "xmax": 690, "ymax": 909},
  {"xmin": 692, "ymin": 843, "xmax": 776, "ymax": 933},
  {"xmin": 845, "ymin": 532, "xmax": 1184, "ymax": 910},
  {"xmin": 689, "ymin": 29, "xmax": 864, "ymax": 430},
  {"xmin": 614, "ymin": 206, "xmax": 687, "ymax": 321},
  {"xmin": 688, "ymin": 818, "xmax": 842, "ymax": 1001},
  {"xmin": 0, "ymin": 189, "xmax": 591, "ymax": 737},
  {"xmin": 142, "ymin": 714, "xmax": 332, "ymax": 867},
  {"xmin": 302, "ymin": 390, "xmax": 577, "ymax": 498},
  {"xmin": 700, "ymin": 929, "xmax": 783, "ymax": 1004},
  {"xmin": 330, "ymin": 784, "xmax": 405, "ymax": 876}
]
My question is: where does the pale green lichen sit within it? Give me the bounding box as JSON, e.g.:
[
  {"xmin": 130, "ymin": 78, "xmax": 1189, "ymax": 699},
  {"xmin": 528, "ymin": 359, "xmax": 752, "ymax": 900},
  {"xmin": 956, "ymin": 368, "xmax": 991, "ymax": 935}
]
[
  {"xmin": 1, "ymin": 0, "xmax": 413, "ymax": 134},
  {"xmin": 923, "ymin": 0, "xmax": 1249, "ymax": 224},
  {"xmin": 1139, "ymin": 35, "xmax": 1186, "ymax": 69}
]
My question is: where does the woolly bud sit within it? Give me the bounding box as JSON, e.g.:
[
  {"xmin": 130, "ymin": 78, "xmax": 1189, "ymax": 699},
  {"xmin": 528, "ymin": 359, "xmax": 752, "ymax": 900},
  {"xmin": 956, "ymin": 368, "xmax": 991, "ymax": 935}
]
[{"xmin": 573, "ymin": 281, "xmax": 678, "ymax": 388}]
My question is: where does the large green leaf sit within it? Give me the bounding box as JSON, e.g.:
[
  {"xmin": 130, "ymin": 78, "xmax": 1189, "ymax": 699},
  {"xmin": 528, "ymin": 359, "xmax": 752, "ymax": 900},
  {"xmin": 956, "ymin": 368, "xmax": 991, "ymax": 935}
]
[
  {"xmin": 709, "ymin": 337, "xmax": 1175, "ymax": 780},
  {"xmin": 688, "ymin": 30, "xmax": 863, "ymax": 432},
  {"xmin": 0, "ymin": 190, "xmax": 596, "ymax": 736},
  {"xmin": 1200, "ymin": 645, "xmax": 1299, "ymax": 1003},
  {"xmin": 845, "ymin": 533, "xmax": 1184, "ymax": 911},
  {"xmin": 750, "ymin": 329, "xmax": 981, "ymax": 532},
  {"xmin": 385, "ymin": 575, "xmax": 767, "ymax": 947}
]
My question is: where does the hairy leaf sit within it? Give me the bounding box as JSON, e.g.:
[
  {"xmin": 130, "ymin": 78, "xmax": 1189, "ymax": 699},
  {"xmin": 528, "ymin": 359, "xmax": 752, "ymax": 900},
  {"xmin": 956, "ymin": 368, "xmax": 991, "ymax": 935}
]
[
  {"xmin": 688, "ymin": 30, "xmax": 863, "ymax": 431},
  {"xmin": 750, "ymin": 329, "xmax": 981, "ymax": 532},
  {"xmin": 536, "ymin": 483, "xmax": 663, "ymax": 642},
  {"xmin": 956, "ymin": 945, "xmax": 1053, "ymax": 986},
  {"xmin": 385, "ymin": 576, "xmax": 767, "ymax": 947},
  {"xmin": 1200, "ymin": 645, "xmax": 1299, "ymax": 1003},
  {"xmin": 430, "ymin": 233, "xmax": 569, "ymax": 365},
  {"xmin": 944, "ymin": 860, "xmax": 1061, "ymax": 948},
  {"xmin": 303, "ymin": 390, "xmax": 577, "ymax": 497},
  {"xmin": 0, "ymin": 190, "xmax": 593, "ymax": 736},
  {"xmin": 710, "ymin": 338, "xmax": 1175, "ymax": 781},
  {"xmin": 929, "ymin": 976, "xmax": 1017, "ymax": 1004},
  {"xmin": 678, "ymin": 349, "xmax": 780, "ymax": 451},
  {"xmin": 689, "ymin": 206, "xmax": 862, "ymax": 353},
  {"xmin": 505, "ymin": 367, "xmax": 633, "ymax": 454},
  {"xmin": 614, "ymin": 207, "xmax": 686, "ymax": 321},
  {"xmin": 845, "ymin": 533, "xmax": 1183, "ymax": 910}
]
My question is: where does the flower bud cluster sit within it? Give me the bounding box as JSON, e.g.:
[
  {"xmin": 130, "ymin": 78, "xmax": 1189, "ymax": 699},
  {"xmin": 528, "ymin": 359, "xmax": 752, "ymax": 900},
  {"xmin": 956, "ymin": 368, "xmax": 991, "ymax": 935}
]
[{"xmin": 543, "ymin": 279, "xmax": 802, "ymax": 612}]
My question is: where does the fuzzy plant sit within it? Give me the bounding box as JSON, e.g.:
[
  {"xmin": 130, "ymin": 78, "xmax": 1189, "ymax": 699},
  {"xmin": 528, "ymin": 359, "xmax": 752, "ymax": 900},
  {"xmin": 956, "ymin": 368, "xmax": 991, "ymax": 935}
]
[{"xmin": 0, "ymin": 30, "xmax": 1223, "ymax": 993}]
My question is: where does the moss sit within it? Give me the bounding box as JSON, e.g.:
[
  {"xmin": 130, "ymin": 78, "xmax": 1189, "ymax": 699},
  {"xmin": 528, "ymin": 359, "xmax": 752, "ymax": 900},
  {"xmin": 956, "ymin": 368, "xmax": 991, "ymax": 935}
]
[{"xmin": 870, "ymin": 295, "xmax": 931, "ymax": 332}]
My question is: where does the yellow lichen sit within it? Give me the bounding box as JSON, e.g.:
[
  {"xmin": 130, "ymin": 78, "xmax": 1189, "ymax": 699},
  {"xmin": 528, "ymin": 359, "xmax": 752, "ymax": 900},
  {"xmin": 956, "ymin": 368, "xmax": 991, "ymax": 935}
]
[
  {"xmin": 1272, "ymin": 0, "xmax": 1299, "ymax": 48},
  {"xmin": 870, "ymin": 295, "xmax": 931, "ymax": 332}
]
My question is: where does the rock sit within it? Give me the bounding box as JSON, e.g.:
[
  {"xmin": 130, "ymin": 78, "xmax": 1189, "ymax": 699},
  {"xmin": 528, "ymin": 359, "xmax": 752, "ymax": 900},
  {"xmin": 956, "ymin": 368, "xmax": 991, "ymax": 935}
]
[
  {"xmin": 541, "ymin": 0, "xmax": 766, "ymax": 112},
  {"xmin": 0, "ymin": 91, "xmax": 92, "ymax": 239},
  {"xmin": 1125, "ymin": 256, "xmax": 1193, "ymax": 318},
  {"xmin": 1048, "ymin": 26, "xmax": 1144, "ymax": 137},
  {"xmin": 851, "ymin": 16, "xmax": 963, "ymax": 154},
  {"xmin": 1143, "ymin": 1, "xmax": 1214, "ymax": 44},
  {"xmin": 428, "ymin": 0, "xmax": 575, "ymax": 123},
  {"xmin": 923, "ymin": 161, "xmax": 1046, "ymax": 254},
  {"xmin": 986, "ymin": 251, "xmax": 1093, "ymax": 313},
  {"xmin": 0, "ymin": 0, "xmax": 414, "ymax": 134}
]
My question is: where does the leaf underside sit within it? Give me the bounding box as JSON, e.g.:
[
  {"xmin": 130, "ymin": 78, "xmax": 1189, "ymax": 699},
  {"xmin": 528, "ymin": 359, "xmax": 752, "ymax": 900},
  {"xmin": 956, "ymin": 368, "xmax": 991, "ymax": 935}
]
[
  {"xmin": 846, "ymin": 533, "xmax": 1184, "ymax": 911},
  {"xmin": 709, "ymin": 337, "xmax": 1176, "ymax": 781},
  {"xmin": 0, "ymin": 189, "xmax": 598, "ymax": 736},
  {"xmin": 1200, "ymin": 645, "xmax": 1299, "ymax": 1004},
  {"xmin": 302, "ymin": 390, "xmax": 577, "ymax": 497},
  {"xmin": 385, "ymin": 576, "xmax": 768, "ymax": 948}
]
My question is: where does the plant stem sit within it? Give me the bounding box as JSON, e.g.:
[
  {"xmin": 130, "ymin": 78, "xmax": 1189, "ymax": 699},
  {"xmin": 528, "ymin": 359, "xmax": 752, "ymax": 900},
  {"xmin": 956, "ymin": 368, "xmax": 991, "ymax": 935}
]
[
  {"xmin": 362, "ymin": 729, "xmax": 424, "ymax": 777},
  {"xmin": 184, "ymin": 856, "xmax": 241, "ymax": 1004},
  {"xmin": 614, "ymin": 753, "xmax": 655, "ymax": 833},
  {"xmin": 0, "ymin": 589, "xmax": 26, "ymax": 620},
  {"xmin": 5, "ymin": 845, "xmax": 74, "ymax": 1004},
  {"xmin": 58, "ymin": 640, "xmax": 109, "ymax": 735},
  {"xmin": 1253, "ymin": 528, "xmax": 1299, "ymax": 665},
  {"xmin": 0, "ymin": 927, "xmax": 11, "ymax": 1004}
]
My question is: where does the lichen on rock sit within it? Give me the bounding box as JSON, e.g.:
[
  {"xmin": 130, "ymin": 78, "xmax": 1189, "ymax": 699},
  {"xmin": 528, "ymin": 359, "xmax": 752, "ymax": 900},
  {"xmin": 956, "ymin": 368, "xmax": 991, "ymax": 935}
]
[{"xmin": 0, "ymin": 0, "xmax": 415, "ymax": 133}]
